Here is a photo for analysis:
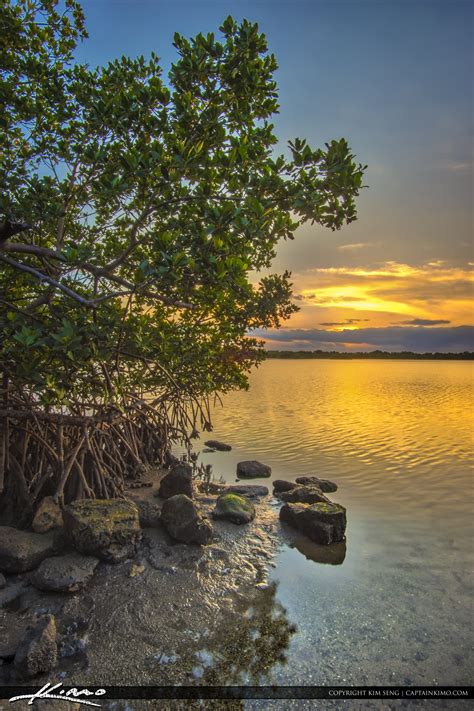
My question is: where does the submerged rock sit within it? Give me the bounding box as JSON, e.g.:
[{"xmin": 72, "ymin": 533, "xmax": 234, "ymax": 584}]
[
  {"xmin": 212, "ymin": 493, "xmax": 256, "ymax": 525},
  {"xmin": 236, "ymin": 460, "xmax": 272, "ymax": 479},
  {"xmin": 30, "ymin": 553, "xmax": 99, "ymax": 593},
  {"xmin": 161, "ymin": 495, "xmax": 213, "ymax": 545},
  {"xmin": 63, "ymin": 499, "xmax": 141, "ymax": 563},
  {"xmin": 157, "ymin": 463, "xmax": 193, "ymax": 499},
  {"xmin": 280, "ymin": 501, "xmax": 346, "ymax": 545},
  {"xmin": 0, "ymin": 526, "xmax": 58, "ymax": 574},
  {"xmin": 273, "ymin": 480, "xmax": 297, "ymax": 493},
  {"xmin": 226, "ymin": 485, "xmax": 269, "ymax": 499},
  {"xmin": 295, "ymin": 476, "xmax": 338, "ymax": 493},
  {"xmin": 279, "ymin": 485, "xmax": 331, "ymax": 505},
  {"xmin": 14, "ymin": 614, "xmax": 58, "ymax": 678},
  {"xmin": 32, "ymin": 496, "xmax": 63, "ymax": 533},
  {"xmin": 204, "ymin": 440, "xmax": 232, "ymax": 451}
]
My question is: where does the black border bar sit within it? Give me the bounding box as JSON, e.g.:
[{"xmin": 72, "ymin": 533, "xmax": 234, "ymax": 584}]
[{"xmin": 1, "ymin": 686, "xmax": 473, "ymax": 701}]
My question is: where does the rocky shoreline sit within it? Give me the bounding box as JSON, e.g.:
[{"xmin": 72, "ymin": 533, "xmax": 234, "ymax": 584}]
[{"xmin": 0, "ymin": 453, "xmax": 345, "ymax": 692}]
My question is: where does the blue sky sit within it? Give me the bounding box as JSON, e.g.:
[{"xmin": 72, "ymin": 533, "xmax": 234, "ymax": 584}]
[{"xmin": 77, "ymin": 0, "xmax": 473, "ymax": 351}]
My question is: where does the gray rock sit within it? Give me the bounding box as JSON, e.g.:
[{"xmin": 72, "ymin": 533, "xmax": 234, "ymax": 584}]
[
  {"xmin": 32, "ymin": 496, "xmax": 63, "ymax": 533},
  {"xmin": 212, "ymin": 493, "xmax": 256, "ymax": 525},
  {"xmin": 204, "ymin": 440, "xmax": 232, "ymax": 451},
  {"xmin": 226, "ymin": 485, "xmax": 269, "ymax": 499},
  {"xmin": 273, "ymin": 479, "xmax": 297, "ymax": 493},
  {"xmin": 280, "ymin": 501, "xmax": 346, "ymax": 545},
  {"xmin": 157, "ymin": 463, "xmax": 193, "ymax": 499},
  {"xmin": 295, "ymin": 476, "xmax": 338, "ymax": 493},
  {"xmin": 279, "ymin": 485, "xmax": 331, "ymax": 504},
  {"xmin": 30, "ymin": 554, "xmax": 99, "ymax": 593},
  {"xmin": 63, "ymin": 499, "xmax": 141, "ymax": 563},
  {"xmin": 0, "ymin": 616, "xmax": 29, "ymax": 659},
  {"xmin": 161, "ymin": 495, "xmax": 212, "ymax": 545},
  {"xmin": 0, "ymin": 573, "xmax": 6, "ymax": 589},
  {"xmin": 14, "ymin": 614, "xmax": 58, "ymax": 678},
  {"xmin": 0, "ymin": 526, "xmax": 58, "ymax": 574},
  {"xmin": 236, "ymin": 460, "xmax": 271, "ymax": 479},
  {"xmin": 0, "ymin": 580, "xmax": 27, "ymax": 609},
  {"xmin": 136, "ymin": 500, "xmax": 161, "ymax": 528}
]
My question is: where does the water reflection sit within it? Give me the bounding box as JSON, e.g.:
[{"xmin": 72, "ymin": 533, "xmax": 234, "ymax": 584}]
[
  {"xmin": 193, "ymin": 582, "xmax": 296, "ymax": 686},
  {"xmin": 288, "ymin": 535, "xmax": 346, "ymax": 566}
]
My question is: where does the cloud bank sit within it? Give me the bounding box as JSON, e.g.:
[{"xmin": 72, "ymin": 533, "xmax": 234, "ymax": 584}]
[{"xmin": 255, "ymin": 325, "xmax": 474, "ymax": 353}]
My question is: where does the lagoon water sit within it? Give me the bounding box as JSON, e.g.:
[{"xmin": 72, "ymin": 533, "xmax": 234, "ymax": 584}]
[{"xmin": 199, "ymin": 360, "xmax": 473, "ymax": 687}]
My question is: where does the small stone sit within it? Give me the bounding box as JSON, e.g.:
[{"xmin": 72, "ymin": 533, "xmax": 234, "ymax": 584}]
[
  {"xmin": 0, "ymin": 573, "xmax": 6, "ymax": 589},
  {"xmin": 236, "ymin": 460, "xmax": 271, "ymax": 479},
  {"xmin": 63, "ymin": 499, "xmax": 141, "ymax": 563},
  {"xmin": 161, "ymin": 495, "xmax": 212, "ymax": 545},
  {"xmin": 204, "ymin": 440, "xmax": 232, "ymax": 451},
  {"xmin": 32, "ymin": 496, "xmax": 63, "ymax": 533},
  {"xmin": 30, "ymin": 554, "xmax": 99, "ymax": 593},
  {"xmin": 295, "ymin": 476, "xmax": 338, "ymax": 493},
  {"xmin": 0, "ymin": 526, "xmax": 58, "ymax": 574},
  {"xmin": 280, "ymin": 501, "xmax": 346, "ymax": 545},
  {"xmin": 279, "ymin": 485, "xmax": 331, "ymax": 504},
  {"xmin": 128, "ymin": 563, "xmax": 145, "ymax": 577},
  {"xmin": 226, "ymin": 485, "xmax": 269, "ymax": 499},
  {"xmin": 14, "ymin": 614, "xmax": 58, "ymax": 678},
  {"xmin": 273, "ymin": 479, "xmax": 297, "ymax": 493},
  {"xmin": 157, "ymin": 463, "xmax": 193, "ymax": 499},
  {"xmin": 212, "ymin": 493, "xmax": 256, "ymax": 525}
]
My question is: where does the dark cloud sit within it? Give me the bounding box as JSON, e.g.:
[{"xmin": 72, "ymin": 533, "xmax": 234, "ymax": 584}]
[
  {"xmin": 395, "ymin": 318, "xmax": 451, "ymax": 326},
  {"xmin": 320, "ymin": 318, "xmax": 370, "ymax": 326},
  {"xmin": 255, "ymin": 325, "xmax": 474, "ymax": 352}
]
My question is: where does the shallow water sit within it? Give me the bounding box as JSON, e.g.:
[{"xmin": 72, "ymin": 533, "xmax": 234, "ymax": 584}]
[{"xmin": 198, "ymin": 360, "xmax": 474, "ymax": 687}]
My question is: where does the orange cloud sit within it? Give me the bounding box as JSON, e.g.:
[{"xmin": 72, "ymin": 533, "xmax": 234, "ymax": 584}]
[{"xmin": 289, "ymin": 261, "xmax": 474, "ymax": 330}]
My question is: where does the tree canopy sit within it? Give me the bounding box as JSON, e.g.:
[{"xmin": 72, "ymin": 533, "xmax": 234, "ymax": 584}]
[{"xmin": 1, "ymin": 0, "xmax": 365, "ymax": 412}]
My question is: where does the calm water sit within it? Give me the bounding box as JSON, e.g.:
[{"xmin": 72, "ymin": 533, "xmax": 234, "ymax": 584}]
[{"xmin": 199, "ymin": 360, "xmax": 474, "ymax": 688}]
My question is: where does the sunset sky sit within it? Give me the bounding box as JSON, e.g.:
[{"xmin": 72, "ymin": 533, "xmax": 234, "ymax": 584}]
[{"xmin": 79, "ymin": 0, "xmax": 473, "ymax": 351}]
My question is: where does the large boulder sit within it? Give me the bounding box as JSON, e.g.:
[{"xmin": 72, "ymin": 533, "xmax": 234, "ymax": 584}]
[
  {"xmin": 30, "ymin": 554, "xmax": 99, "ymax": 593},
  {"xmin": 226, "ymin": 485, "xmax": 269, "ymax": 499},
  {"xmin": 14, "ymin": 614, "xmax": 58, "ymax": 678},
  {"xmin": 295, "ymin": 476, "xmax": 338, "ymax": 493},
  {"xmin": 63, "ymin": 499, "xmax": 141, "ymax": 563},
  {"xmin": 236, "ymin": 460, "xmax": 271, "ymax": 479},
  {"xmin": 212, "ymin": 493, "xmax": 256, "ymax": 525},
  {"xmin": 0, "ymin": 527, "xmax": 58, "ymax": 574},
  {"xmin": 157, "ymin": 463, "xmax": 193, "ymax": 499},
  {"xmin": 160, "ymin": 495, "xmax": 212, "ymax": 545},
  {"xmin": 279, "ymin": 485, "xmax": 331, "ymax": 505},
  {"xmin": 32, "ymin": 496, "xmax": 63, "ymax": 533},
  {"xmin": 204, "ymin": 440, "xmax": 232, "ymax": 451},
  {"xmin": 280, "ymin": 501, "xmax": 346, "ymax": 545},
  {"xmin": 273, "ymin": 479, "xmax": 297, "ymax": 493}
]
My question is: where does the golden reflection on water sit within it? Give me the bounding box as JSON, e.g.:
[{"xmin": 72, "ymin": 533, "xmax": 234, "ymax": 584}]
[{"xmin": 201, "ymin": 360, "xmax": 474, "ymax": 521}]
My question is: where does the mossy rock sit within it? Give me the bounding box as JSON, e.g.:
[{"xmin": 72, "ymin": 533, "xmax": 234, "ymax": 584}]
[
  {"xmin": 280, "ymin": 501, "xmax": 346, "ymax": 545},
  {"xmin": 63, "ymin": 499, "xmax": 141, "ymax": 563},
  {"xmin": 212, "ymin": 493, "xmax": 256, "ymax": 525}
]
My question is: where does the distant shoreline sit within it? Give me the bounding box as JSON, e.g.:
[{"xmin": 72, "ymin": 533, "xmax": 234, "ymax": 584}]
[{"xmin": 265, "ymin": 350, "xmax": 474, "ymax": 360}]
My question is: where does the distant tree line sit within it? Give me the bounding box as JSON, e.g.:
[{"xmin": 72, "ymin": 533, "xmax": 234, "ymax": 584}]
[{"xmin": 265, "ymin": 350, "xmax": 474, "ymax": 360}]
